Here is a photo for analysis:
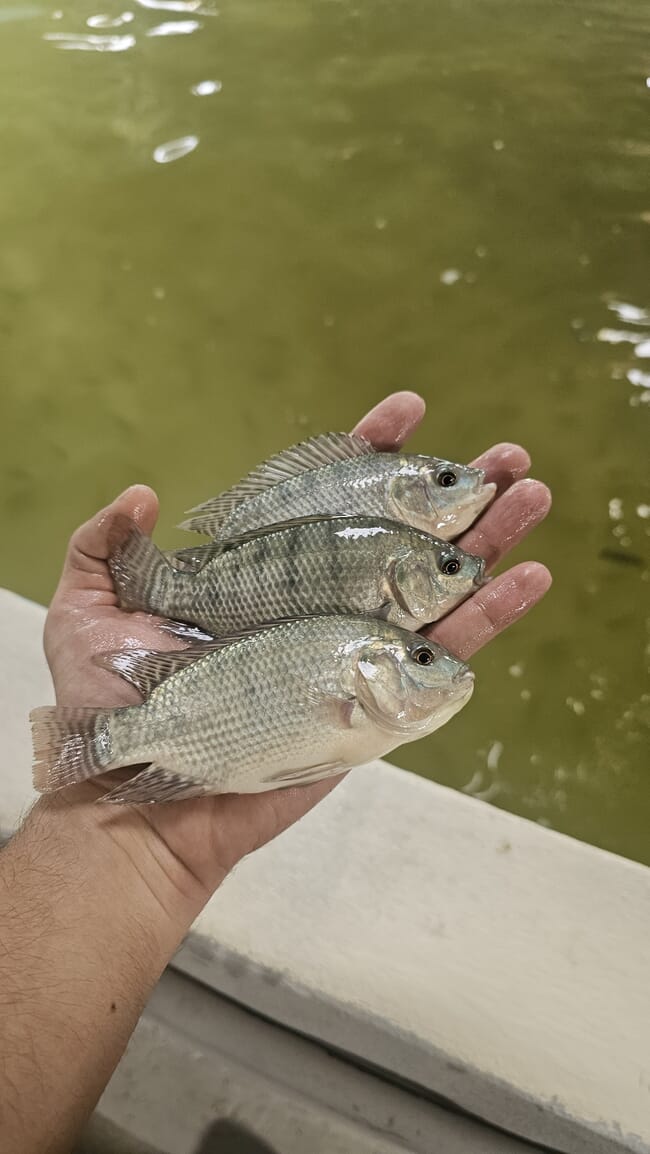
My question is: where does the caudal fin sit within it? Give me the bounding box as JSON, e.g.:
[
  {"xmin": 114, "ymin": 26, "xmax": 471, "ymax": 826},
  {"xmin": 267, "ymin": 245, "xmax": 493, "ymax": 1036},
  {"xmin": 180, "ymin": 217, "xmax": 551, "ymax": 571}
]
[
  {"xmin": 108, "ymin": 514, "xmax": 174, "ymax": 614},
  {"xmin": 30, "ymin": 705, "xmax": 116, "ymax": 793}
]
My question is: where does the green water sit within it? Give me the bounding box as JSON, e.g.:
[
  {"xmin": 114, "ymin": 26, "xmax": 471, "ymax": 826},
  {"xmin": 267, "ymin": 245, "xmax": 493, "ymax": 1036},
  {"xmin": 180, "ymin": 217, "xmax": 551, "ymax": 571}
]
[{"xmin": 0, "ymin": 0, "xmax": 648, "ymax": 862}]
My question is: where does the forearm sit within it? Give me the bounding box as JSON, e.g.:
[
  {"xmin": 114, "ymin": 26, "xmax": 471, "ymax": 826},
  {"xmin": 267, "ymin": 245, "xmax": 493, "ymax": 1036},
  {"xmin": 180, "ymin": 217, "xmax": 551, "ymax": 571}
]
[{"xmin": 0, "ymin": 789, "xmax": 209, "ymax": 1154}]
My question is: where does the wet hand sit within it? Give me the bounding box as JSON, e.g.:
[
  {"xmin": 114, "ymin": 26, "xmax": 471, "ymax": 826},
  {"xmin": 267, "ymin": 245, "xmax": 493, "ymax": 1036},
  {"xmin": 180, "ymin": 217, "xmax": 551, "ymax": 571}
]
[{"xmin": 41, "ymin": 392, "xmax": 551, "ymax": 911}]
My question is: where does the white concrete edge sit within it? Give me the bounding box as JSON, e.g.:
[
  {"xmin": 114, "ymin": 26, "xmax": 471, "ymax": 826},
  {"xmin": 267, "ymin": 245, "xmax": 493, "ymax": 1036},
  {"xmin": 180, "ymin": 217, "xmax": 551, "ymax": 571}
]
[
  {"xmin": 99, "ymin": 968, "xmax": 555, "ymax": 1154},
  {"xmin": 177, "ymin": 934, "xmax": 642, "ymax": 1154},
  {"xmin": 1, "ymin": 587, "xmax": 649, "ymax": 1154}
]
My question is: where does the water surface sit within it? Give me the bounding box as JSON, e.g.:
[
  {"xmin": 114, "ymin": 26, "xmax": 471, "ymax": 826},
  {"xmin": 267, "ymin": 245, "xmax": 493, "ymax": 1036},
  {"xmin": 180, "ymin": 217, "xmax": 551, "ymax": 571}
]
[{"xmin": 0, "ymin": 0, "xmax": 648, "ymax": 861}]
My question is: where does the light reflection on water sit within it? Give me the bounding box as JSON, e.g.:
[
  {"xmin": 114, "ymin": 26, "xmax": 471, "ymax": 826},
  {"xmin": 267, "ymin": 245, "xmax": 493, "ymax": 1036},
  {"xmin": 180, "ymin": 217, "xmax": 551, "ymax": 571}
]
[
  {"xmin": 86, "ymin": 13, "xmax": 135, "ymax": 29},
  {"xmin": 153, "ymin": 134, "xmax": 199, "ymax": 163},
  {"xmin": 44, "ymin": 30, "xmax": 136, "ymax": 50},
  {"xmin": 146, "ymin": 20, "xmax": 202, "ymax": 36},
  {"xmin": 0, "ymin": 0, "xmax": 648, "ymax": 862}
]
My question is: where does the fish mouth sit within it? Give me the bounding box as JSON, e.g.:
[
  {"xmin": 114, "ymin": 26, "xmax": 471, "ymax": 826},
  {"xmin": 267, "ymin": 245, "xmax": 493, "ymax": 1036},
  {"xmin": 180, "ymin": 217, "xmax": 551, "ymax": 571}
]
[
  {"xmin": 476, "ymin": 477, "xmax": 497, "ymax": 501},
  {"xmin": 474, "ymin": 558, "xmax": 489, "ymax": 588},
  {"xmin": 471, "ymin": 467, "xmax": 497, "ymax": 501}
]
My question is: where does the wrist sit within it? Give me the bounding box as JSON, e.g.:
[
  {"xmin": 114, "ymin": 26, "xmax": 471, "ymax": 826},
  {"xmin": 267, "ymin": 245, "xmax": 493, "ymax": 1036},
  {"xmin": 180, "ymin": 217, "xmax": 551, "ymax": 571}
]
[
  {"xmin": 29, "ymin": 781, "xmax": 211, "ymax": 945},
  {"xmin": 0, "ymin": 789, "xmax": 208, "ymax": 1154}
]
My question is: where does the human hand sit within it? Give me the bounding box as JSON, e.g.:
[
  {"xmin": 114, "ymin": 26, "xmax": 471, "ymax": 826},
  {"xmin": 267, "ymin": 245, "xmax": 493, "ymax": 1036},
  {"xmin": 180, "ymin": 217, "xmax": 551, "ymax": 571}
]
[{"xmin": 42, "ymin": 391, "xmax": 551, "ymax": 911}]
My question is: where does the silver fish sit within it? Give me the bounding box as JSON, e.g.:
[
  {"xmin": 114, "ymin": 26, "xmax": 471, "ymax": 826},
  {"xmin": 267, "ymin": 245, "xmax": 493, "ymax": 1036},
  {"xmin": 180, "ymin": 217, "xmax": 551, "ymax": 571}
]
[
  {"xmin": 179, "ymin": 432, "xmax": 496, "ymax": 541},
  {"xmin": 109, "ymin": 513, "xmax": 486, "ymax": 635},
  {"xmin": 30, "ymin": 617, "xmax": 474, "ymax": 802}
]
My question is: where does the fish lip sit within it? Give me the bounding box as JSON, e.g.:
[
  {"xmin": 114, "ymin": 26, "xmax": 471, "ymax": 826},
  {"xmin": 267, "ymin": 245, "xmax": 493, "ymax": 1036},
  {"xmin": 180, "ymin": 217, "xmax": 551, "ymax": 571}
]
[
  {"xmin": 453, "ymin": 667, "xmax": 475, "ymax": 685},
  {"xmin": 471, "ymin": 468, "xmax": 497, "ymax": 501},
  {"xmin": 474, "ymin": 558, "xmax": 490, "ymax": 587}
]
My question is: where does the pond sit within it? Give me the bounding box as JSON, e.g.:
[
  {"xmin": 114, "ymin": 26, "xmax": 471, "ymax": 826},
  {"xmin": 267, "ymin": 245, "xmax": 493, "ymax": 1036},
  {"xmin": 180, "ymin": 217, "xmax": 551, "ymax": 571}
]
[{"xmin": 0, "ymin": 0, "xmax": 648, "ymax": 863}]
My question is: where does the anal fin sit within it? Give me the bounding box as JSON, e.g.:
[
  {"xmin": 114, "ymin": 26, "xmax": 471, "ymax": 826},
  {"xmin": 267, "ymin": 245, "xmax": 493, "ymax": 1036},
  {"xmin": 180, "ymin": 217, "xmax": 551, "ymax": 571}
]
[{"xmin": 100, "ymin": 764, "xmax": 211, "ymax": 804}]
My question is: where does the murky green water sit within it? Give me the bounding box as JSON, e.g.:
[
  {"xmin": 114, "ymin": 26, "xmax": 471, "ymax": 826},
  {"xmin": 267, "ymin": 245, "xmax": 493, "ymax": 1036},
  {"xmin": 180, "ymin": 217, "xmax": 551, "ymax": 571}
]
[{"xmin": 0, "ymin": 0, "xmax": 648, "ymax": 862}]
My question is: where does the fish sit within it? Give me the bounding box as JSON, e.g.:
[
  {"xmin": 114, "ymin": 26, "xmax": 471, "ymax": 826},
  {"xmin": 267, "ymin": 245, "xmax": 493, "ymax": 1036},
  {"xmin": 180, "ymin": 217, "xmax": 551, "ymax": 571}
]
[
  {"xmin": 178, "ymin": 432, "xmax": 496, "ymax": 541},
  {"xmin": 30, "ymin": 616, "xmax": 474, "ymax": 802},
  {"xmin": 108, "ymin": 513, "xmax": 486, "ymax": 635}
]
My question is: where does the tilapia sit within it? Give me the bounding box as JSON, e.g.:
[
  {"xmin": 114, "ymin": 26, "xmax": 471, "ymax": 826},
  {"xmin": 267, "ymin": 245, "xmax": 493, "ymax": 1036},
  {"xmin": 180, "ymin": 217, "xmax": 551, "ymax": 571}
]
[
  {"xmin": 179, "ymin": 432, "xmax": 496, "ymax": 541},
  {"xmin": 109, "ymin": 513, "xmax": 486, "ymax": 635},
  {"xmin": 30, "ymin": 616, "xmax": 474, "ymax": 802}
]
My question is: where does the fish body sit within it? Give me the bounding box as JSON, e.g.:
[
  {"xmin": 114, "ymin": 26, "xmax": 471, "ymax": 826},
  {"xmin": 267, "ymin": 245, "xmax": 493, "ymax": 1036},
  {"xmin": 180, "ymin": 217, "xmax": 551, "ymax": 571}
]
[
  {"xmin": 31, "ymin": 616, "xmax": 474, "ymax": 802},
  {"xmin": 110, "ymin": 514, "xmax": 486, "ymax": 635},
  {"xmin": 179, "ymin": 433, "xmax": 496, "ymax": 541}
]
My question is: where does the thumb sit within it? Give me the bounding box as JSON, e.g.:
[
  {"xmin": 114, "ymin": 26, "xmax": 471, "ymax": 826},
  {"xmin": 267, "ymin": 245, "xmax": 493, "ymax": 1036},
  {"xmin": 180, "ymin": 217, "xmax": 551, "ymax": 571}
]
[{"xmin": 59, "ymin": 485, "xmax": 159, "ymax": 589}]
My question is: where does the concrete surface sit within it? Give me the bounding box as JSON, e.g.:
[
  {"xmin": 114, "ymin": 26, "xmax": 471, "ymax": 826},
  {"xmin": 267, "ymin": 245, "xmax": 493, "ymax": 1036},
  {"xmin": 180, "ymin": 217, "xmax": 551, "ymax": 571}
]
[
  {"xmin": 2, "ymin": 587, "xmax": 649, "ymax": 1154},
  {"xmin": 82, "ymin": 968, "xmax": 551, "ymax": 1154}
]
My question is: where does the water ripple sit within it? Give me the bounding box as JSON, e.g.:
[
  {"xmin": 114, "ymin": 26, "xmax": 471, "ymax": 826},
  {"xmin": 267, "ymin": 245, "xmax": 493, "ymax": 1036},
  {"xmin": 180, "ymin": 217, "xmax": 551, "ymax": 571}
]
[
  {"xmin": 191, "ymin": 79, "xmax": 222, "ymax": 96},
  {"xmin": 596, "ymin": 327, "xmax": 644, "ymax": 346},
  {"xmin": 153, "ymin": 135, "xmax": 199, "ymax": 163},
  {"xmin": 627, "ymin": 369, "xmax": 650, "ymax": 389},
  {"xmin": 146, "ymin": 19, "xmax": 200, "ymax": 35},
  {"xmin": 44, "ymin": 31, "xmax": 136, "ymax": 51},
  {"xmin": 135, "ymin": 0, "xmax": 202, "ymax": 10},
  {"xmin": 87, "ymin": 12, "xmax": 134, "ymax": 28},
  {"xmin": 607, "ymin": 299, "xmax": 650, "ymax": 325}
]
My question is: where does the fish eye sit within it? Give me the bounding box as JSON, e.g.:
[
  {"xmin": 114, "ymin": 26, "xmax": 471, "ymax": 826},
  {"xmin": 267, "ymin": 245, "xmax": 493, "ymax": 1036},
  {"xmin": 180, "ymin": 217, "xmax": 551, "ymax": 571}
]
[
  {"xmin": 437, "ymin": 469, "xmax": 457, "ymax": 488},
  {"xmin": 412, "ymin": 644, "xmax": 435, "ymax": 667},
  {"xmin": 441, "ymin": 556, "xmax": 461, "ymax": 575}
]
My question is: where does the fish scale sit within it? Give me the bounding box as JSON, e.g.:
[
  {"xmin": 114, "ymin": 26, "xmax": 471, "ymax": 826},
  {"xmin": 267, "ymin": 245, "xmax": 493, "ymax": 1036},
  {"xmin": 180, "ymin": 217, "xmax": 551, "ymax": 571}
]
[
  {"xmin": 109, "ymin": 514, "xmax": 486, "ymax": 635},
  {"xmin": 203, "ymin": 456, "xmax": 406, "ymax": 537},
  {"xmin": 178, "ymin": 434, "xmax": 495, "ymax": 544},
  {"xmin": 31, "ymin": 616, "xmax": 475, "ymax": 801}
]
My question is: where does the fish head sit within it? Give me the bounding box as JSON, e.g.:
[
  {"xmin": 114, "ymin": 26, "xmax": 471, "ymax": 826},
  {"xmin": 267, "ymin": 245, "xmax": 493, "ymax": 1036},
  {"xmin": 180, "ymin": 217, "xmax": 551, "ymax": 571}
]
[
  {"xmin": 388, "ymin": 456, "xmax": 497, "ymax": 539},
  {"xmin": 390, "ymin": 541, "xmax": 487, "ymax": 626},
  {"xmin": 353, "ymin": 632, "xmax": 474, "ymax": 737}
]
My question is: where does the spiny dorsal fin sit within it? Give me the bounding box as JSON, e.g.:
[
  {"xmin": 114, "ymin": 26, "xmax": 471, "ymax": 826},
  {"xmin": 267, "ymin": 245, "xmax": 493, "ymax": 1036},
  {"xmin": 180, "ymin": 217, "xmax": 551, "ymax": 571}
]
[
  {"xmin": 178, "ymin": 432, "xmax": 374, "ymax": 534},
  {"xmin": 164, "ymin": 542, "xmax": 224, "ymax": 572},
  {"xmin": 171, "ymin": 514, "xmax": 357, "ymax": 566},
  {"xmin": 96, "ymin": 646, "xmax": 216, "ymax": 697},
  {"xmin": 95, "ymin": 619, "xmax": 317, "ymax": 696}
]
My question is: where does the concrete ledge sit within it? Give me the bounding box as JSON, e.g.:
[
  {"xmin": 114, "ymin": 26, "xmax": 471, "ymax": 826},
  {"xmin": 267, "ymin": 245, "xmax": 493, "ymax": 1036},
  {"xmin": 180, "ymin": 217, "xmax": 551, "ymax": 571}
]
[
  {"xmin": 88, "ymin": 968, "xmax": 550, "ymax": 1154},
  {"xmin": 1, "ymin": 588, "xmax": 649, "ymax": 1154}
]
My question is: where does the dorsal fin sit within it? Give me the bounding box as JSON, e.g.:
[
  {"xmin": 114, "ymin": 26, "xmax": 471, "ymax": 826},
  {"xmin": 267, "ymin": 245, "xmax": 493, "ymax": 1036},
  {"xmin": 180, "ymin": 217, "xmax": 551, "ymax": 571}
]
[
  {"xmin": 170, "ymin": 514, "xmax": 357, "ymax": 568},
  {"xmin": 95, "ymin": 619, "xmax": 316, "ymax": 697},
  {"xmin": 95, "ymin": 643, "xmax": 222, "ymax": 697},
  {"xmin": 165, "ymin": 543, "xmax": 224, "ymax": 571},
  {"xmin": 178, "ymin": 432, "xmax": 374, "ymax": 534}
]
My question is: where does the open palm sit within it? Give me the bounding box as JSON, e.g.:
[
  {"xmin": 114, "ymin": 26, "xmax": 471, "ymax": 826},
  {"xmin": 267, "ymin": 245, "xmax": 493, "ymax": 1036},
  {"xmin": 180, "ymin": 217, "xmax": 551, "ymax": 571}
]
[{"xmin": 42, "ymin": 392, "xmax": 551, "ymax": 899}]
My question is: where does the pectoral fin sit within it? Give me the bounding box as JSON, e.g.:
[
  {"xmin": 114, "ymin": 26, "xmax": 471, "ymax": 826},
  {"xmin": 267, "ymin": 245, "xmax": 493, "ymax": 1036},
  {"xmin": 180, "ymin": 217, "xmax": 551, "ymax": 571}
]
[
  {"xmin": 260, "ymin": 761, "xmax": 346, "ymax": 790},
  {"xmin": 302, "ymin": 686, "xmax": 357, "ymax": 729}
]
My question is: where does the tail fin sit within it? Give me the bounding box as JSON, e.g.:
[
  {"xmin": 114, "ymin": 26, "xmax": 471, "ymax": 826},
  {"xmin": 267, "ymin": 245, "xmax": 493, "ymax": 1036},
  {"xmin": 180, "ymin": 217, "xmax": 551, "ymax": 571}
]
[
  {"xmin": 108, "ymin": 514, "xmax": 174, "ymax": 615},
  {"xmin": 30, "ymin": 706, "xmax": 116, "ymax": 793}
]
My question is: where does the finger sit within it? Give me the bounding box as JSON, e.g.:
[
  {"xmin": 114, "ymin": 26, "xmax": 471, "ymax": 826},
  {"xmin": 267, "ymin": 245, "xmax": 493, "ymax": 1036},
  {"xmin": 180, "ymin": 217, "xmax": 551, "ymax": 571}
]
[
  {"xmin": 56, "ymin": 485, "xmax": 159, "ymax": 605},
  {"xmin": 216, "ymin": 775, "xmax": 346, "ymax": 868},
  {"xmin": 427, "ymin": 562, "xmax": 552, "ymax": 658},
  {"xmin": 470, "ymin": 442, "xmax": 532, "ymax": 495},
  {"xmin": 352, "ymin": 391, "xmax": 426, "ymax": 450},
  {"xmin": 63, "ymin": 486, "xmax": 158, "ymax": 576},
  {"xmin": 458, "ymin": 479, "xmax": 552, "ymax": 570},
  {"xmin": 354, "ymin": 396, "xmax": 539, "ymax": 506}
]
